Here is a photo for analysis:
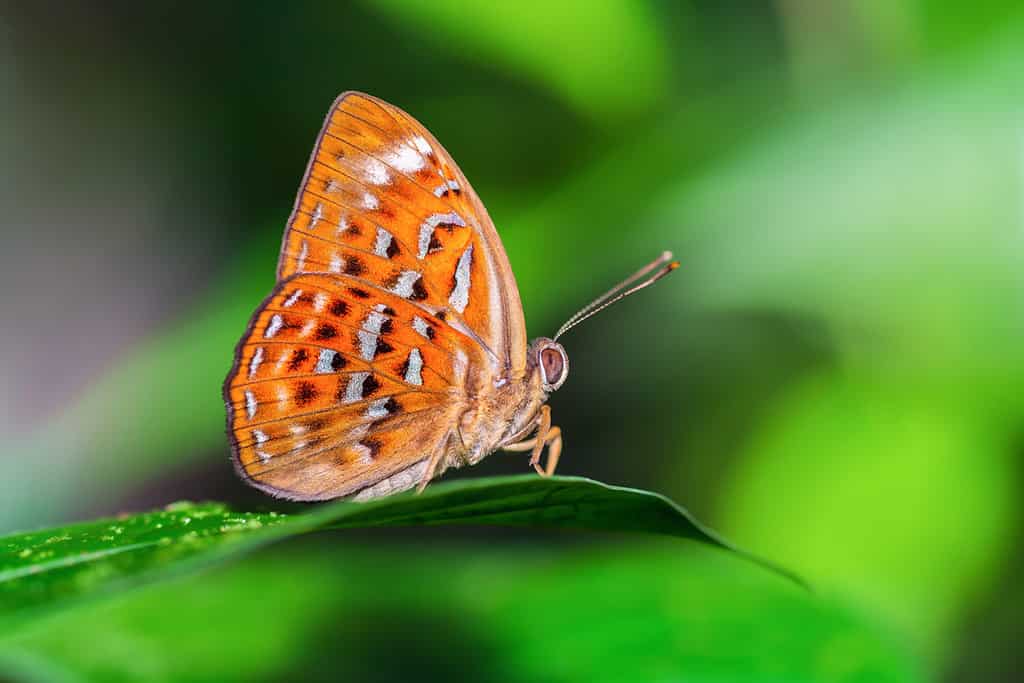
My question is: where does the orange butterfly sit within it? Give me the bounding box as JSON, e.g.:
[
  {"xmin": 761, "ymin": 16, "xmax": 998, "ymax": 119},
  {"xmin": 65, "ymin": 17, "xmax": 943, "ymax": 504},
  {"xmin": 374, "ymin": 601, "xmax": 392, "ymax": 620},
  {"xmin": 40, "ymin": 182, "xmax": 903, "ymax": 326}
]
[{"xmin": 224, "ymin": 92, "xmax": 677, "ymax": 501}]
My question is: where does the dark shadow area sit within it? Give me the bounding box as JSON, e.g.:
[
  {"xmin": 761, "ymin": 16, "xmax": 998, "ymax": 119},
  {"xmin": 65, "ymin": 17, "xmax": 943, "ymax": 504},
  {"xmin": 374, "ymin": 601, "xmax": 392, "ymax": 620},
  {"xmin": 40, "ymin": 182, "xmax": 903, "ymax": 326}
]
[{"xmin": 262, "ymin": 602, "xmax": 527, "ymax": 683}]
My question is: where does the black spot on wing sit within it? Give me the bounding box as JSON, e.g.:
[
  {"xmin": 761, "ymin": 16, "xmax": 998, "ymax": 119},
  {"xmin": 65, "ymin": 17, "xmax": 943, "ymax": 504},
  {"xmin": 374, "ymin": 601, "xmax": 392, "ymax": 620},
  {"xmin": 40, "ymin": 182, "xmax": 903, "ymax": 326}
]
[
  {"xmin": 294, "ymin": 381, "xmax": 318, "ymax": 407},
  {"xmin": 361, "ymin": 375, "xmax": 381, "ymax": 398},
  {"xmin": 411, "ymin": 278, "xmax": 428, "ymax": 301},
  {"xmin": 329, "ymin": 299, "xmax": 349, "ymax": 317},
  {"xmin": 343, "ymin": 256, "xmax": 366, "ymax": 276},
  {"xmin": 342, "ymin": 216, "xmax": 363, "ymax": 237},
  {"xmin": 316, "ymin": 323, "xmax": 338, "ymax": 340},
  {"xmin": 362, "ymin": 437, "xmax": 383, "ymax": 459},
  {"xmin": 288, "ymin": 348, "xmax": 309, "ymax": 371}
]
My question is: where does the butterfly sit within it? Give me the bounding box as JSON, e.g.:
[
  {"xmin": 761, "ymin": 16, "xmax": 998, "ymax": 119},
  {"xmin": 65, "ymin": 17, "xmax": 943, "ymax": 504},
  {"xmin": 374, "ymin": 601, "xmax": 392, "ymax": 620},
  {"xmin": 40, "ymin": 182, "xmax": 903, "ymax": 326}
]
[{"xmin": 224, "ymin": 92, "xmax": 677, "ymax": 501}]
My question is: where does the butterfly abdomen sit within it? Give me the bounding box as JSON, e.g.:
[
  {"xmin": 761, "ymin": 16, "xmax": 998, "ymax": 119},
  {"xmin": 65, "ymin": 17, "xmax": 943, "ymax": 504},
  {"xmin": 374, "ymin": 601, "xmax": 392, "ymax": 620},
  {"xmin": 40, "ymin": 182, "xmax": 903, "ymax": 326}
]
[{"xmin": 449, "ymin": 368, "xmax": 548, "ymax": 467}]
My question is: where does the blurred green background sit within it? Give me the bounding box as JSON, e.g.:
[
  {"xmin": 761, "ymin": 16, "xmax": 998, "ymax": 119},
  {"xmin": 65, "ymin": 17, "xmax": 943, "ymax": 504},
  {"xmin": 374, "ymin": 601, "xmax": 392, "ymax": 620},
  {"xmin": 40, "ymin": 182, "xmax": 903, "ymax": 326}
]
[{"xmin": 1, "ymin": 1, "xmax": 1022, "ymax": 681}]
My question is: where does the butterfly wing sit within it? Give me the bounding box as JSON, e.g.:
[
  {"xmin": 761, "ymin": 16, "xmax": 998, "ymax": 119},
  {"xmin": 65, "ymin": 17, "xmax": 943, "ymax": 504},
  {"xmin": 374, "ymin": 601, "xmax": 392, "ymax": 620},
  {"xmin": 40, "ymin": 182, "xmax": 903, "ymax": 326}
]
[
  {"xmin": 278, "ymin": 91, "xmax": 527, "ymax": 375},
  {"xmin": 225, "ymin": 92, "xmax": 526, "ymax": 500},
  {"xmin": 226, "ymin": 273, "xmax": 472, "ymax": 500}
]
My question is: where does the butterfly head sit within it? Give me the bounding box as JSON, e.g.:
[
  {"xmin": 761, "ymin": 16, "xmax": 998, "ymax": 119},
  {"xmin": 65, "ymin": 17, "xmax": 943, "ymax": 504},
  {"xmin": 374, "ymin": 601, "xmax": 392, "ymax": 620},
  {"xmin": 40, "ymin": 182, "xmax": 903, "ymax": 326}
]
[
  {"xmin": 530, "ymin": 337, "xmax": 569, "ymax": 392},
  {"xmin": 532, "ymin": 252, "xmax": 678, "ymax": 396}
]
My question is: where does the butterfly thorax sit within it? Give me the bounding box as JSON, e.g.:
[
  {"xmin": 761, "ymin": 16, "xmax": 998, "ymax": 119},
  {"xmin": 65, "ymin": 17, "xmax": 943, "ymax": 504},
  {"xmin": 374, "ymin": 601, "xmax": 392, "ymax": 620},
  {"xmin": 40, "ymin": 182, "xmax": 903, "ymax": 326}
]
[{"xmin": 452, "ymin": 337, "xmax": 567, "ymax": 467}]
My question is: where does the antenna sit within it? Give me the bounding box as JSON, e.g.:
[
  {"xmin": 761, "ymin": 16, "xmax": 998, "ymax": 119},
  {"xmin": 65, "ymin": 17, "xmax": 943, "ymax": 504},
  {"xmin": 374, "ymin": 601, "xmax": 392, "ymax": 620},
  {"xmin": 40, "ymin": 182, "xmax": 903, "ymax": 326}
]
[{"xmin": 553, "ymin": 251, "xmax": 679, "ymax": 341}]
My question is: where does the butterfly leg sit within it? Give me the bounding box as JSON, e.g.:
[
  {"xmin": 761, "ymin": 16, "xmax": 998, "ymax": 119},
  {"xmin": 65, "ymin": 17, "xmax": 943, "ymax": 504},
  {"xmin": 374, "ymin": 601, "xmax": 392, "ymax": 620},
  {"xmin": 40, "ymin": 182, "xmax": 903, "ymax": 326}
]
[
  {"xmin": 540, "ymin": 426, "xmax": 562, "ymax": 477},
  {"xmin": 502, "ymin": 406, "xmax": 563, "ymax": 477}
]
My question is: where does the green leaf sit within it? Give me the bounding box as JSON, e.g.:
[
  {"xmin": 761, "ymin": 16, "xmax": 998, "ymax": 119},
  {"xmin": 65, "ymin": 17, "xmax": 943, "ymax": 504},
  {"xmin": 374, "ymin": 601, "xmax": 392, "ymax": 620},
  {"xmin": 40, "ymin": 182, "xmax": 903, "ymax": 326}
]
[
  {"xmin": 0, "ymin": 476, "xmax": 800, "ymax": 626},
  {"xmin": 0, "ymin": 543, "xmax": 916, "ymax": 683}
]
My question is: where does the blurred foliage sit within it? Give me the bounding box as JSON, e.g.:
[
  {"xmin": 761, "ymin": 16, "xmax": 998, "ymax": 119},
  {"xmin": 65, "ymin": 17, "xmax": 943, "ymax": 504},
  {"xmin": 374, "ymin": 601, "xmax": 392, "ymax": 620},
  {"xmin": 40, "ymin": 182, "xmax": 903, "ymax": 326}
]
[
  {"xmin": 366, "ymin": 0, "xmax": 672, "ymax": 125},
  {"xmin": 2, "ymin": 1, "xmax": 1023, "ymax": 681},
  {"xmin": 664, "ymin": 16, "xmax": 1024, "ymax": 667}
]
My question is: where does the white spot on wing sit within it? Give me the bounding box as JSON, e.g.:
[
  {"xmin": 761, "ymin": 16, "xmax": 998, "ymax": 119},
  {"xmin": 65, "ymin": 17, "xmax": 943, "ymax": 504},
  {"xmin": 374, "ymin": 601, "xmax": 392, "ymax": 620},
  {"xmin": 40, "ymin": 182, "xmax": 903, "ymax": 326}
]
[
  {"xmin": 433, "ymin": 180, "xmax": 460, "ymax": 197},
  {"xmin": 265, "ymin": 314, "xmax": 284, "ymax": 339},
  {"xmin": 329, "ymin": 254, "xmax": 343, "ymax": 273},
  {"xmin": 296, "ymin": 240, "xmax": 309, "ymax": 272},
  {"xmin": 453, "ymin": 346, "xmax": 469, "ymax": 382},
  {"xmin": 389, "ymin": 270, "xmax": 422, "ymax": 299},
  {"xmin": 309, "ymin": 202, "xmax": 323, "ymax": 229},
  {"xmin": 384, "ymin": 144, "xmax": 426, "ymax": 173},
  {"xmin": 362, "ymin": 191, "xmax": 379, "ymax": 210},
  {"xmin": 357, "ymin": 305, "xmax": 391, "ymax": 361},
  {"xmin": 364, "ymin": 307, "xmax": 389, "ymax": 333},
  {"xmin": 373, "ymin": 227, "xmax": 394, "ymax": 258},
  {"xmin": 404, "ymin": 348, "xmax": 423, "ymax": 386},
  {"xmin": 283, "ymin": 289, "xmax": 303, "ymax": 308},
  {"xmin": 365, "ymin": 397, "xmax": 392, "ymax": 419},
  {"xmin": 417, "ymin": 227, "xmax": 432, "ymax": 260},
  {"xmin": 336, "ymin": 215, "xmax": 350, "ymax": 237},
  {"xmin": 245, "ymin": 391, "xmax": 258, "ymax": 420},
  {"xmin": 248, "ymin": 347, "xmax": 265, "ymax": 379},
  {"xmin": 253, "ymin": 429, "xmax": 270, "ymax": 462},
  {"xmin": 412, "ymin": 316, "xmax": 431, "ymax": 339},
  {"xmin": 412, "ymin": 135, "xmax": 432, "ymax": 156},
  {"xmin": 316, "ymin": 349, "xmax": 338, "ymax": 374},
  {"xmin": 449, "ymin": 244, "xmax": 473, "ymax": 313},
  {"xmin": 314, "ymin": 292, "xmax": 328, "ymax": 313},
  {"xmin": 357, "ymin": 330, "xmax": 376, "ymax": 361},
  {"xmin": 364, "ymin": 158, "xmax": 390, "ymax": 185},
  {"xmin": 344, "ymin": 371, "xmax": 370, "ymax": 404},
  {"xmin": 417, "ymin": 212, "xmax": 466, "ymax": 259}
]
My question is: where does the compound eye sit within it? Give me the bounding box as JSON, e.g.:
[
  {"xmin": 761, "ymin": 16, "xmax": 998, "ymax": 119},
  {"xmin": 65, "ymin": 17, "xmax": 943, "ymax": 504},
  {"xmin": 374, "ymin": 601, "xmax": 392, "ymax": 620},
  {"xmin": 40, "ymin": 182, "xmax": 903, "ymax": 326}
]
[{"xmin": 540, "ymin": 347, "xmax": 565, "ymax": 388}]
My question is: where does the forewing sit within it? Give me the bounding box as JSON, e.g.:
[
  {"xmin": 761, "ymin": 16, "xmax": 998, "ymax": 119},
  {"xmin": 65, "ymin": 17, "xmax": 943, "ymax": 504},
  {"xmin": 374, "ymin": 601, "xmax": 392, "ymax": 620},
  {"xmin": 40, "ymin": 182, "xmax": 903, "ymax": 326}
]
[
  {"xmin": 225, "ymin": 273, "xmax": 468, "ymax": 500},
  {"xmin": 278, "ymin": 91, "xmax": 527, "ymax": 377}
]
